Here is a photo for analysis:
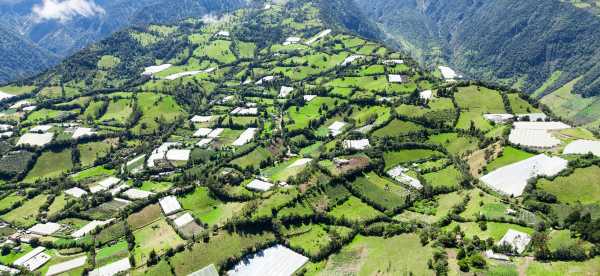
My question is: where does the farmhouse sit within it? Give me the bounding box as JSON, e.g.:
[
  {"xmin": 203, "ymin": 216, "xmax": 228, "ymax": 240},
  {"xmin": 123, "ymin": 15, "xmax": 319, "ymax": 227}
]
[
  {"xmin": 28, "ymin": 222, "xmax": 61, "ymax": 236},
  {"xmin": 207, "ymin": 128, "xmax": 224, "ymax": 138},
  {"xmin": 279, "ymin": 86, "xmax": 294, "ymax": 97},
  {"xmin": 89, "ymin": 258, "xmax": 131, "ymax": 276},
  {"xmin": 46, "ymin": 256, "xmax": 87, "ymax": 276},
  {"xmin": 419, "ymin": 90, "xmax": 433, "ymax": 100},
  {"xmin": 189, "ymin": 264, "xmax": 218, "ymax": 276},
  {"xmin": 480, "ymin": 154, "xmax": 568, "ymax": 196},
  {"xmin": 283, "ymin": 36, "xmax": 302, "ymax": 45},
  {"xmin": 246, "ymin": 179, "xmax": 274, "ymax": 192},
  {"xmin": 255, "ymin": 75, "xmax": 275, "ymax": 85},
  {"xmin": 509, "ymin": 121, "xmax": 570, "ymax": 148},
  {"xmin": 387, "ymin": 166, "xmax": 422, "ymax": 189},
  {"xmin": 122, "ymin": 188, "xmax": 155, "ymax": 200},
  {"xmin": 72, "ymin": 220, "xmax": 114, "ymax": 239},
  {"xmin": 388, "ymin": 74, "xmax": 407, "ymax": 83},
  {"xmin": 193, "ymin": 128, "xmax": 213, "ymax": 137},
  {"xmin": 232, "ymin": 128, "xmax": 258, "ymax": 146},
  {"xmin": 328, "ymin": 121, "xmax": 348, "ymax": 137},
  {"xmin": 196, "ymin": 138, "xmax": 213, "ymax": 147},
  {"xmin": 216, "ymin": 30, "xmax": 230, "ymax": 37},
  {"xmin": 341, "ymin": 55, "xmax": 363, "ymax": 66},
  {"xmin": 306, "ymin": 29, "xmax": 331, "ymax": 44},
  {"xmin": 288, "ymin": 158, "xmax": 312, "ymax": 168},
  {"xmin": 498, "ymin": 229, "xmax": 531, "ymax": 254},
  {"xmin": 166, "ymin": 149, "xmax": 191, "ymax": 162},
  {"xmin": 227, "ymin": 245, "xmax": 308, "ymax": 276},
  {"xmin": 0, "ymin": 91, "xmax": 15, "ymax": 101},
  {"xmin": 148, "ymin": 142, "xmax": 181, "ymax": 168},
  {"xmin": 563, "ymin": 140, "xmax": 600, "ymax": 156},
  {"xmin": 343, "ymin": 139, "xmax": 371, "ymax": 150},
  {"xmin": 142, "ymin": 64, "xmax": 172, "ymax": 76},
  {"xmin": 13, "ymin": 246, "xmax": 51, "ymax": 271},
  {"xmin": 484, "ymin": 114, "xmax": 514, "ymax": 124},
  {"xmin": 383, "ymin": 59, "xmax": 404, "ymax": 65},
  {"xmin": 438, "ymin": 66, "xmax": 460, "ymax": 81},
  {"xmin": 72, "ymin": 127, "xmax": 95, "ymax": 139},
  {"xmin": 230, "ymin": 107, "xmax": 258, "ymax": 115},
  {"xmin": 29, "ymin": 125, "xmax": 53, "ymax": 133},
  {"xmin": 65, "ymin": 187, "xmax": 88, "ymax": 198},
  {"xmin": 17, "ymin": 132, "xmax": 54, "ymax": 147},
  {"xmin": 159, "ymin": 196, "xmax": 182, "ymax": 215},
  {"xmin": 173, "ymin": 212, "xmax": 195, "ymax": 228},
  {"xmin": 303, "ymin": 95, "xmax": 317, "ymax": 102},
  {"xmin": 190, "ymin": 115, "xmax": 213, "ymax": 123}
]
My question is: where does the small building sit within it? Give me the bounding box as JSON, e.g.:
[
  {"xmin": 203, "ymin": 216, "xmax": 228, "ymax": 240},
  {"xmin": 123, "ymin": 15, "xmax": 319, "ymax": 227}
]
[
  {"xmin": 65, "ymin": 187, "xmax": 88, "ymax": 198},
  {"xmin": 343, "ymin": 139, "xmax": 371, "ymax": 150},
  {"xmin": 388, "ymin": 74, "xmax": 407, "ymax": 83},
  {"xmin": 246, "ymin": 179, "xmax": 274, "ymax": 192},
  {"xmin": 497, "ymin": 229, "xmax": 531, "ymax": 254},
  {"xmin": 28, "ymin": 223, "xmax": 61, "ymax": 236},
  {"xmin": 159, "ymin": 196, "xmax": 182, "ymax": 215},
  {"xmin": 188, "ymin": 264, "xmax": 219, "ymax": 276}
]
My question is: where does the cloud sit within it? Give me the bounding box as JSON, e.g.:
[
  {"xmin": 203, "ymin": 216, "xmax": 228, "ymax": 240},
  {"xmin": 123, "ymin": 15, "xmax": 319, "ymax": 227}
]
[{"xmin": 32, "ymin": 0, "xmax": 105, "ymax": 22}]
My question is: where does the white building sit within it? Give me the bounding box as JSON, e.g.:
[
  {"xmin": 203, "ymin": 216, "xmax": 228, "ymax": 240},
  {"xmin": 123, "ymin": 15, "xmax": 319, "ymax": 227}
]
[
  {"xmin": 387, "ymin": 166, "xmax": 422, "ymax": 189},
  {"xmin": 498, "ymin": 229, "xmax": 531, "ymax": 254},
  {"xmin": 159, "ymin": 196, "xmax": 182, "ymax": 215},
  {"xmin": 343, "ymin": 139, "xmax": 371, "ymax": 150},
  {"xmin": 328, "ymin": 121, "xmax": 347, "ymax": 137},
  {"xmin": 227, "ymin": 245, "xmax": 308, "ymax": 276},
  {"xmin": 563, "ymin": 140, "xmax": 600, "ymax": 156},
  {"xmin": 246, "ymin": 179, "xmax": 274, "ymax": 192}
]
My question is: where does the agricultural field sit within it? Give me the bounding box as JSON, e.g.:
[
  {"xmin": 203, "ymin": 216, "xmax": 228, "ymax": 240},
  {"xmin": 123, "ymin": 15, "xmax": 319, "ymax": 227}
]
[{"xmin": 0, "ymin": 2, "xmax": 596, "ymax": 275}]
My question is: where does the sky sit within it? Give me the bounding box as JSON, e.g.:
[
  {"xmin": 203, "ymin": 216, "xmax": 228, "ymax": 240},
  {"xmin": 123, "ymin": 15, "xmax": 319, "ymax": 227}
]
[{"xmin": 0, "ymin": 0, "xmax": 106, "ymax": 22}]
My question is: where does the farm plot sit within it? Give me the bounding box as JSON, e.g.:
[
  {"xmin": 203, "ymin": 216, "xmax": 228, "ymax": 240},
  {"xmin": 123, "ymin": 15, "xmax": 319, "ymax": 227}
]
[
  {"xmin": 508, "ymin": 93, "xmax": 539, "ymax": 113},
  {"xmin": 348, "ymin": 105, "xmax": 391, "ymax": 127},
  {"xmin": 23, "ymin": 149, "xmax": 73, "ymax": 183},
  {"xmin": 193, "ymin": 40, "xmax": 236, "ymax": 64},
  {"xmin": 98, "ymin": 98, "xmax": 133, "ymax": 126},
  {"xmin": 170, "ymin": 231, "xmax": 276, "ymax": 275},
  {"xmin": 131, "ymin": 93, "xmax": 185, "ymax": 135},
  {"xmin": 395, "ymin": 192, "xmax": 465, "ymax": 224},
  {"xmin": 82, "ymin": 199, "xmax": 130, "ymax": 220},
  {"xmin": 0, "ymin": 150, "xmax": 36, "ymax": 178},
  {"xmin": 427, "ymin": 133, "xmax": 480, "ymax": 156},
  {"xmin": 422, "ymin": 165, "xmax": 464, "ymax": 190},
  {"xmin": 328, "ymin": 196, "xmax": 384, "ymax": 223},
  {"xmin": 133, "ymin": 218, "xmax": 184, "ymax": 264},
  {"xmin": 262, "ymin": 157, "xmax": 312, "ymax": 182},
  {"xmin": 350, "ymin": 172, "xmax": 411, "ymax": 211},
  {"xmin": 481, "ymin": 154, "xmax": 568, "ymax": 197},
  {"xmin": 454, "ymin": 86, "xmax": 506, "ymax": 131},
  {"xmin": 383, "ymin": 149, "xmax": 444, "ymax": 171},
  {"xmin": 444, "ymin": 221, "xmax": 534, "ymax": 241},
  {"xmin": 230, "ymin": 146, "xmax": 273, "ymax": 169},
  {"xmin": 78, "ymin": 141, "xmax": 112, "ymax": 167},
  {"xmin": 127, "ymin": 204, "xmax": 162, "ymax": 230},
  {"xmin": 228, "ymin": 245, "xmax": 308, "ymax": 276},
  {"xmin": 372, "ymin": 119, "xmax": 425, "ymax": 138},
  {"xmin": 536, "ymin": 166, "xmax": 600, "ymax": 204},
  {"xmin": 95, "ymin": 240, "xmax": 129, "ymax": 267},
  {"xmin": 286, "ymin": 97, "xmax": 343, "ymax": 131},
  {"xmin": 1, "ymin": 194, "xmax": 48, "ymax": 228},
  {"xmin": 485, "ymin": 146, "xmax": 534, "ymax": 172},
  {"xmin": 317, "ymin": 234, "xmax": 435, "ymax": 276},
  {"xmin": 178, "ymin": 187, "xmax": 242, "ymax": 226}
]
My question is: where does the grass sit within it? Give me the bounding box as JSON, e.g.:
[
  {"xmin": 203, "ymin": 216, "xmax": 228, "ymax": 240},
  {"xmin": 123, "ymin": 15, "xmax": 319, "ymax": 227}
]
[
  {"xmin": 524, "ymin": 256, "xmax": 600, "ymax": 276},
  {"xmin": 532, "ymin": 70, "xmax": 562, "ymax": 98},
  {"xmin": 193, "ymin": 40, "xmax": 236, "ymax": 64},
  {"xmin": 286, "ymin": 97, "xmax": 343, "ymax": 131},
  {"xmin": 230, "ymin": 146, "xmax": 272, "ymax": 169},
  {"xmin": 99, "ymin": 98, "xmax": 133, "ymax": 125},
  {"xmin": 372, "ymin": 119, "xmax": 425, "ymax": 138},
  {"xmin": 24, "ymin": 149, "xmax": 74, "ymax": 183},
  {"xmin": 170, "ymin": 231, "xmax": 276, "ymax": 275},
  {"xmin": 179, "ymin": 187, "xmax": 243, "ymax": 226},
  {"xmin": 139, "ymin": 181, "xmax": 172, "ymax": 193},
  {"xmin": 78, "ymin": 141, "xmax": 112, "ymax": 167},
  {"xmin": 422, "ymin": 165, "xmax": 463, "ymax": 189},
  {"xmin": 0, "ymin": 194, "xmax": 48, "ymax": 228},
  {"xmin": 48, "ymin": 194, "xmax": 67, "ymax": 218},
  {"xmin": 485, "ymin": 146, "xmax": 535, "ymax": 172},
  {"xmin": 285, "ymin": 224, "xmax": 352, "ymax": 258},
  {"xmin": 445, "ymin": 221, "xmax": 534, "ymax": 241},
  {"xmin": 383, "ymin": 149, "xmax": 444, "ymax": 170},
  {"xmin": 328, "ymin": 196, "xmax": 384, "ymax": 223},
  {"xmin": 317, "ymin": 234, "xmax": 435, "ymax": 275},
  {"xmin": 461, "ymin": 189, "xmax": 511, "ymax": 221},
  {"xmin": 262, "ymin": 157, "xmax": 311, "ymax": 182},
  {"xmin": 95, "ymin": 240, "xmax": 129, "ymax": 267},
  {"xmin": 24, "ymin": 108, "xmax": 74, "ymax": 124},
  {"xmin": 0, "ymin": 193, "xmax": 24, "ymax": 211},
  {"xmin": 0, "ymin": 85, "xmax": 36, "ymax": 95},
  {"xmin": 348, "ymin": 105, "xmax": 391, "ymax": 127},
  {"xmin": 508, "ymin": 93, "xmax": 539, "ymax": 113},
  {"xmin": 541, "ymin": 77, "xmax": 600, "ymax": 125},
  {"xmin": 71, "ymin": 166, "xmax": 114, "ymax": 182},
  {"xmin": 133, "ymin": 218, "xmax": 185, "ymax": 264},
  {"xmin": 127, "ymin": 204, "xmax": 162, "ymax": 230},
  {"xmin": 547, "ymin": 229, "xmax": 594, "ymax": 252},
  {"xmin": 97, "ymin": 55, "xmax": 121, "ymax": 69},
  {"xmin": 454, "ymin": 85, "xmax": 506, "ymax": 113},
  {"xmin": 132, "ymin": 93, "xmax": 185, "ymax": 135},
  {"xmin": 428, "ymin": 133, "xmax": 480, "ymax": 156},
  {"xmin": 351, "ymin": 172, "xmax": 410, "ymax": 211},
  {"xmin": 537, "ymin": 166, "xmax": 600, "ymax": 205}
]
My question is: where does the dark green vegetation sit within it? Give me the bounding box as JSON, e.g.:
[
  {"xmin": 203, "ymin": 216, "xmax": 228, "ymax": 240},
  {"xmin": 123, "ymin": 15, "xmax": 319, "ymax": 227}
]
[{"xmin": 0, "ymin": 0, "xmax": 597, "ymax": 275}]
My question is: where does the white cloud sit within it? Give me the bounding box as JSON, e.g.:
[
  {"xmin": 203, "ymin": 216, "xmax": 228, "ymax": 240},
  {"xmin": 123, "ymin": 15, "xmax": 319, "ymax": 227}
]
[{"xmin": 32, "ymin": 0, "xmax": 105, "ymax": 22}]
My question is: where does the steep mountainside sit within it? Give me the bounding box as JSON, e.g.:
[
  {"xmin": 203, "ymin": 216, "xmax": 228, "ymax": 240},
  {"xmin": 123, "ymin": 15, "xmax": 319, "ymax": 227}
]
[
  {"xmin": 0, "ymin": 0, "xmax": 248, "ymax": 84},
  {"xmin": 355, "ymin": 0, "xmax": 600, "ymax": 99}
]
